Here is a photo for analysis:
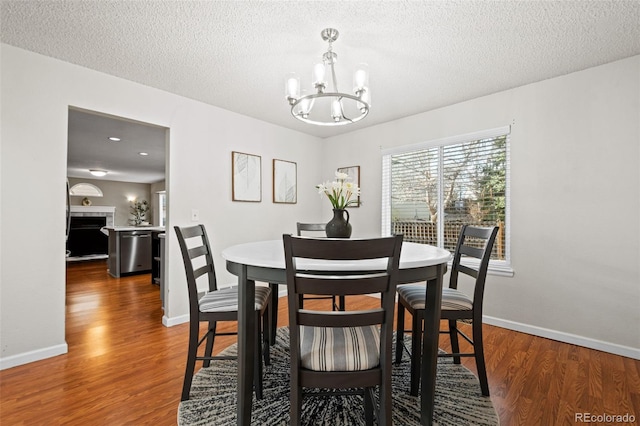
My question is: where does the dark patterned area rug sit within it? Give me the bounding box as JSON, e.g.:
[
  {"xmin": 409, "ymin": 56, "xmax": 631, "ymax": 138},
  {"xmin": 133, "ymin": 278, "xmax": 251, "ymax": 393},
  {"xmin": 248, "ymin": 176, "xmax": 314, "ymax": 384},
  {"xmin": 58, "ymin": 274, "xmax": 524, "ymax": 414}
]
[{"xmin": 178, "ymin": 328, "xmax": 498, "ymax": 425}]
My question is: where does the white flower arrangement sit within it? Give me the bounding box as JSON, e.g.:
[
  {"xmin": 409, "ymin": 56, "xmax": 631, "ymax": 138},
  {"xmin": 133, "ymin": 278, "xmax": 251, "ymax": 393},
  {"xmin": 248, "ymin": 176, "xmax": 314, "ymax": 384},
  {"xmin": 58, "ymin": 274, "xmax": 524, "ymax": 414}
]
[{"xmin": 316, "ymin": 171, "xmax": 361, "ymax": 210}]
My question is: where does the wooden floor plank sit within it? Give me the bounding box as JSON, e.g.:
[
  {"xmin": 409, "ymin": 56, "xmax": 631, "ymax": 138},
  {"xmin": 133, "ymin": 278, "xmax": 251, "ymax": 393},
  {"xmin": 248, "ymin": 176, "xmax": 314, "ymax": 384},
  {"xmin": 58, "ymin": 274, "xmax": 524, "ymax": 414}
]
[{"xmin": 1, "ymin": 260, "xmax": 639, "ymax": 425}]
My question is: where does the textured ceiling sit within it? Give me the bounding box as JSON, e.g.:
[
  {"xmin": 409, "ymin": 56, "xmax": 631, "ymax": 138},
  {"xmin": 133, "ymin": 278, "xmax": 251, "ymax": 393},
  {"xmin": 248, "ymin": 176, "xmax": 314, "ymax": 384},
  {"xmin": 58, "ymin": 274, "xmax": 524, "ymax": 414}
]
[{"xmin": 2, "ymin": 0, "xmax": 640, "ymax": 182}]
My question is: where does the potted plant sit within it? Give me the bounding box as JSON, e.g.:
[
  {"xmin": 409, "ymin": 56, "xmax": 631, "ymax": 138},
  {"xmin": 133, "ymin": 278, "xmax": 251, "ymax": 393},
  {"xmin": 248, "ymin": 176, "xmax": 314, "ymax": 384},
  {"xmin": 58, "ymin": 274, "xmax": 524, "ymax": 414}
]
[
  {"xmin": 130, "ymin": 199, "xmax": 150, "ymax": 226},
  {"xmin": 316, "ymin": 171, "xmax": 360, "ymax": 237}
]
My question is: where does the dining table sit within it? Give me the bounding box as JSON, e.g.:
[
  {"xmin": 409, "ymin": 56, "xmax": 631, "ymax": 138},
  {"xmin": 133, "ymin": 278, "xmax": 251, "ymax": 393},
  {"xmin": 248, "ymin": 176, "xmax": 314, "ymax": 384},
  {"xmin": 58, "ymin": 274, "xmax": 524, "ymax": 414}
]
[{"xmin": 221, "ymin": 238, "xmax": 451, "ymax": 426}]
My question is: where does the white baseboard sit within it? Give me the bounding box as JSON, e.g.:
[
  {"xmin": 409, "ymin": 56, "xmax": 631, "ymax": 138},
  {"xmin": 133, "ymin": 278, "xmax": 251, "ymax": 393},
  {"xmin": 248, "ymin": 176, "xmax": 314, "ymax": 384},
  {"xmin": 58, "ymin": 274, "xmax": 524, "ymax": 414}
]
[
  {"xmin": 0, "ymin": 343, "xmax": 68, "ymax": 370},
  {"xmin": 163, "ymin": 313, "xmax": 189, "ymax": 327},
  {"xmin": 484, "ymin": 316, "xmax": 640, "ymax": 360},
  {"xmin": 160, "ymin": 292, "xmax": 640, "ymax": 360}
]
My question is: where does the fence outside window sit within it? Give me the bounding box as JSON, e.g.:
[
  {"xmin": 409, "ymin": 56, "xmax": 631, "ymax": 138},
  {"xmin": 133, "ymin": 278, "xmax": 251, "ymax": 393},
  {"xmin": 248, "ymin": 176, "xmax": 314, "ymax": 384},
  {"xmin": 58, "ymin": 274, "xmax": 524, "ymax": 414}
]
[{"xmin": 392, "ymin": 220, "xmax": 505, "ymax": 260}]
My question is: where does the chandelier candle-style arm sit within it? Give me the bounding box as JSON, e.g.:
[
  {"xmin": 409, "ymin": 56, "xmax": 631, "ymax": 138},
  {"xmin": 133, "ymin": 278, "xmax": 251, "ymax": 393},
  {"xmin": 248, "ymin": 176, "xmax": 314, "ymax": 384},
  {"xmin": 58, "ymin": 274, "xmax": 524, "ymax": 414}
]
[
  {"xmin": 313, "ymin": 63, "xmax": 326, "ymax": 93},
  {"xmin": 285, "ymin": 28, "xmax": 370, "ymax": 126},
  {"xmin": 286, "ymin": 73, "xmax": 300, "ymax": 103}
]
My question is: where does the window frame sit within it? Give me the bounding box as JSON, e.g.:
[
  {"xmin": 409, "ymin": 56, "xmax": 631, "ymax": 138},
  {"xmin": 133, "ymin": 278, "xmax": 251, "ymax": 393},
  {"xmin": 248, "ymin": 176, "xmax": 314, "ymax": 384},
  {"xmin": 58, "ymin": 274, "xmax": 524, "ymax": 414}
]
[
  {"xmin": 158, "ymin": 191, "xmax": 167, "ymax": 228},
  {"xmin": 381, "ymin": 126, "xmax": 513, "ymax": 276}
]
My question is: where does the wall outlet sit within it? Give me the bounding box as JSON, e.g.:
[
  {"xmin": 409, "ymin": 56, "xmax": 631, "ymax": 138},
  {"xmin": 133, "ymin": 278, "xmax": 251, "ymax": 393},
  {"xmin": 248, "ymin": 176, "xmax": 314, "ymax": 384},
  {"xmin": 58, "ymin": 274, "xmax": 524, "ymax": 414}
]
[{"xmin": 191, "ymin": 209, "xmax": 199, "ymax": 221}]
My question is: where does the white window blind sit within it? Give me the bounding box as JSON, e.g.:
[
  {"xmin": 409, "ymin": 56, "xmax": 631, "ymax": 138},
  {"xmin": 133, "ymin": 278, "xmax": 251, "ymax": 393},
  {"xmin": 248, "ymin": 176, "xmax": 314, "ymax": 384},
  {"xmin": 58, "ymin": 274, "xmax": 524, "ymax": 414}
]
[{"xmin": 382, "ymin": 126, "xmax": 512, "ymax": 273}]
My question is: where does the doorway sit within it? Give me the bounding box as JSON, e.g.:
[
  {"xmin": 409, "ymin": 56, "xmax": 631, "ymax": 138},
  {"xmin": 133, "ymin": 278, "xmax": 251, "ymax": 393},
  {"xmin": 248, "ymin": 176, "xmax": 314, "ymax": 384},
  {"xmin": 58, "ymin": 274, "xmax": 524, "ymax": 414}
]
[{"xmin": 66, "ymin": 106, "xmax": 169, "ymax": 318}]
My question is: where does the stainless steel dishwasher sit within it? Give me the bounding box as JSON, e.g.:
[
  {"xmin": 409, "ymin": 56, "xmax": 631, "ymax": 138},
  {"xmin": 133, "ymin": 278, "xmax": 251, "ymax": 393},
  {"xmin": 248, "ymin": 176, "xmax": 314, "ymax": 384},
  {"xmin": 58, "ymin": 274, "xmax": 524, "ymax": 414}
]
[{"xmin": 119, "ymin": 230, "xmax": 152, "ymax": 274}]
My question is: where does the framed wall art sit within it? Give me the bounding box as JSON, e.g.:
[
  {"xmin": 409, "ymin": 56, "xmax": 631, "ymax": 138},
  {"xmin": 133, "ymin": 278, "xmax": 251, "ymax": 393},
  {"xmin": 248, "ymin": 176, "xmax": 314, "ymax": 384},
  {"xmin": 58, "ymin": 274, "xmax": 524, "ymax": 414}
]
[
  {"xmin": 232, "ymin": 151, "xmax": 262, "ymax": 202},
  {"xmin": 273, "ymin": 159, "xmax": 297, "ymax": 204},
  {"xmin": 337, "ymin": 165, "xmax": 361, "ymax": 207}
]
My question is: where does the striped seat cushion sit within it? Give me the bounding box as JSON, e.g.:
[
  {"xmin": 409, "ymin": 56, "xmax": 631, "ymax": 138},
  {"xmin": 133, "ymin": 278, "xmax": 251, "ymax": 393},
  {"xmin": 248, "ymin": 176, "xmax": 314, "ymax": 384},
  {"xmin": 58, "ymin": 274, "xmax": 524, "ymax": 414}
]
[
  {"xmin": 397, "ymin": 284, "xmax": 473, "ymax": 311},
  {"xmin": 199, "ymin": 285, "xmax": 270, "ymax": 312},
  {"xmin": 299, "ymin": 325, "xmax": 380, "ymax": 372}
]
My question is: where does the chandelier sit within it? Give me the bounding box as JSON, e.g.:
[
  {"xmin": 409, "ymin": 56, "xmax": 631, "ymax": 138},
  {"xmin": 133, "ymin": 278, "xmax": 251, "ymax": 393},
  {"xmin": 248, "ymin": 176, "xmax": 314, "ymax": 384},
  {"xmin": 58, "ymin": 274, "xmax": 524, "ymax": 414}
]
[{"xmin": 285, "ymin": 28, "xmax": 370, "ymax": 126}]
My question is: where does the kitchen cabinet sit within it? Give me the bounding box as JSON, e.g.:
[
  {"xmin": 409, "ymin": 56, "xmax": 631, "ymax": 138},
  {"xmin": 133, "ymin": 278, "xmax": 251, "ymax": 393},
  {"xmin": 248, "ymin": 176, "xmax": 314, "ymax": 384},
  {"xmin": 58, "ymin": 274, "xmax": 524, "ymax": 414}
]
[
  {"xmin": 105, "ymin": 226, "xmax": 164, "ymax": 278},
  {"xmin": 151, "ymin": 231, "xmax": 164, "ymax": 285},
  {"xmin": 158, "ymin": 233, "xmax": 165, "ymax": 310}
]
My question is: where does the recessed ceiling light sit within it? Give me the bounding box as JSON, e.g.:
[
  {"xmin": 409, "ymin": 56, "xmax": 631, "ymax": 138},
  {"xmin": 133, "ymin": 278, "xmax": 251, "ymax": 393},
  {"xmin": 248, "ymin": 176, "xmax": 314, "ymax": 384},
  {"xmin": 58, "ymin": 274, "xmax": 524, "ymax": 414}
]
[
  {"xmin": 89, "ymin": 169, "xmax": 108, "ymax": 177},
  {"xmin": 108, "ymin": 137, "xmax": 121, "ymax": 141},
  {"xmin": 138, "ymin": 152, "xmax": 149, "ymax": 156}
]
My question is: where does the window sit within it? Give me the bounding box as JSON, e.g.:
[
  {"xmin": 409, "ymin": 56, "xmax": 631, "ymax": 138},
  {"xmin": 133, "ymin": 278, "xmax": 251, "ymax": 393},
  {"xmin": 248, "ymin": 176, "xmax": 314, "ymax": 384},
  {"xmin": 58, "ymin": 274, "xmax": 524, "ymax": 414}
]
[
  {"xmin": 158, "ymin": 191, "xmax": 167, "ymax": 227},
  {"xmin": 382, "ymin": 126, "xmax": 512, "ymax": 275}
]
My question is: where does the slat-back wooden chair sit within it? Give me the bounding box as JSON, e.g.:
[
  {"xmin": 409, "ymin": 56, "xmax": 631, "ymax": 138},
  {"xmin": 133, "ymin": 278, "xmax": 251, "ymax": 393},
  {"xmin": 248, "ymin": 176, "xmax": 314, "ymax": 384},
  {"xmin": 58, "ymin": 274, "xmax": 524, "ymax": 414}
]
[
  {"xmin": 395, "ymin": 225, "xmax": 499, "ymax": 396},
  {"xmin": 283, "ymin": 234, "xmax": 403, "ymax": 425},
  {"xmin": 297, "ymin": 222, "xmax": 345, "ymax": 311},
  {"xmin": 268, "ymin": 222, "xmax": 343, "ymax": 345},
  {"xmin": 174, "ymin": 224, "xmax": 271, "ymax": 401}
]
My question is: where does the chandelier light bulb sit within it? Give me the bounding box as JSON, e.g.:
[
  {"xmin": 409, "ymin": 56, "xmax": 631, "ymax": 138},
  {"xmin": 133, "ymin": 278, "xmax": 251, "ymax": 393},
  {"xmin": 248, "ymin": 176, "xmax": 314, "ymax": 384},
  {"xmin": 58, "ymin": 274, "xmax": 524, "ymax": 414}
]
[
  {"xmin": 359, "ymin": 89, "xmax": 371, "ymax": 112},
  {"xmin": 285, "ymin": 73, "xmax": 300, "ymax": 102},
  {"xmin": 354, "ymin": 63, "xmax": 369, "ymax": 92},
  {"xmin": 331, "ymin": 99, "xmax": 343, "ymax": 122},
  {"xmin": 313, "ymin": 63, "xmax": 326, "ymax": 86},
  {"xmin": 297, "ymin": 89, "xmax": 314, "ymax": 118}
]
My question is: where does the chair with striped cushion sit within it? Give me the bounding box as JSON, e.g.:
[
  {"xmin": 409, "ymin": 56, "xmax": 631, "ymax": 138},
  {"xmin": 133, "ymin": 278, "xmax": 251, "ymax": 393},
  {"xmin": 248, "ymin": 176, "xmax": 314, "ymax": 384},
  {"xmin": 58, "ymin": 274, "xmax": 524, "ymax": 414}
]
[
  {"xmin": 174, "ymin": 224, "xmax": 271, "ymax": 401},
  {"xmin": 395, "ymin": 225, "xmax": 499, "ymax": 396},
  {"xmin": 296, "ymin": 222, "xmax": 345, "ymax": 311},
  {"xmin": 268, "ymin": 223, "xmax": 342, "ymax": 345},
  {"xmin": 283, "ymin": 234, "xmax": 403, "ymax": 426}
]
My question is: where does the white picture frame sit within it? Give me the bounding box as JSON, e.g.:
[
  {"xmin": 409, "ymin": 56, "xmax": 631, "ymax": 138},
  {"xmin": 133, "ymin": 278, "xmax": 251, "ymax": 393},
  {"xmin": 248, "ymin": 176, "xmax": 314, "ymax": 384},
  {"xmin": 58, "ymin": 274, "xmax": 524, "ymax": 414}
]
[
  {"xmin": 273, "ymin": 159, "xmax": 297, "ymax": 204},
  {"xmin": 232, "ymin": 151, "xmax": 262, "ymax": 202}
]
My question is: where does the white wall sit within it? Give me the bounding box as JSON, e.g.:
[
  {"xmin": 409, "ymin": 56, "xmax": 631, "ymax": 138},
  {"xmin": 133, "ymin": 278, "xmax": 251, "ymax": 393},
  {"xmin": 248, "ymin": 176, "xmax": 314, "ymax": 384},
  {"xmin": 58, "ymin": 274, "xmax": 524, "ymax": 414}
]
[
  {"xmin": 322, "ymin": 55, "xmax": 640, "ymax": 358},
  {"xmin": 0, "ymin": 44, "xmax": 323, "ymax": 368},
  {"xmin": 2, "ymin": 42, "xmax": 637, "ymax": 369}
]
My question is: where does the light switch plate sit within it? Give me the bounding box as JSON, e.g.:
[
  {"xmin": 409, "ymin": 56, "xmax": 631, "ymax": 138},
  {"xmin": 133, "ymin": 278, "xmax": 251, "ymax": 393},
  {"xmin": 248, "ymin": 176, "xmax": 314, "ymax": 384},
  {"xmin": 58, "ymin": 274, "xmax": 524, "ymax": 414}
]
[{"xmin": 191, "ymin": 209, "xmax": 199, "ymax": 221}]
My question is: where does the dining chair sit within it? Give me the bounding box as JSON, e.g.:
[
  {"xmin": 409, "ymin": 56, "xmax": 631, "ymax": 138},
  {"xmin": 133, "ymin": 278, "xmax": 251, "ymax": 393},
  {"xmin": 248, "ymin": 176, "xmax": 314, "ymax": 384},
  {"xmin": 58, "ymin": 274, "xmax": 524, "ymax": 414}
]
[
  {"xmin": 267, "ymin": 222, "xmax": 343, "ymax": 345},
  {"xmin": 296, "ymin": 222, "xmax": 345, "ymax": 311},
  {"xmin": 174, "ymin": 224, "xmax": 271, "ymax": 401},
  {"xmin": 283, "ymin": 234, "xmax": 403, "ymax": 426},
  {"xmin": 394, "ymin": 225, "xmax": 499, "ymax": 396}
]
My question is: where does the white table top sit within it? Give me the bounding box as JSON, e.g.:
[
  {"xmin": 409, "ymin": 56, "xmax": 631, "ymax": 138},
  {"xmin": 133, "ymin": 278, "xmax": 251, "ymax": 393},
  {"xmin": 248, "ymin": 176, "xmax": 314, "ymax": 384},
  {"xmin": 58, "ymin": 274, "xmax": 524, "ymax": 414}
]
[{"xmin": 221, "ymin": 239, "xmax": 451, "ymax": 271}]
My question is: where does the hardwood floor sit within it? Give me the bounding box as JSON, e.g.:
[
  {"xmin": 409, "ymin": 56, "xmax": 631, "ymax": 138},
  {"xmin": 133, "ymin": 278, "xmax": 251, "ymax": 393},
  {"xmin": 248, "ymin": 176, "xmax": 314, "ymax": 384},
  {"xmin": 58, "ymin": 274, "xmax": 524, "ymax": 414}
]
[{"xmin": 1, "ymin": 260, "xmax": 638, "ymax": 425}]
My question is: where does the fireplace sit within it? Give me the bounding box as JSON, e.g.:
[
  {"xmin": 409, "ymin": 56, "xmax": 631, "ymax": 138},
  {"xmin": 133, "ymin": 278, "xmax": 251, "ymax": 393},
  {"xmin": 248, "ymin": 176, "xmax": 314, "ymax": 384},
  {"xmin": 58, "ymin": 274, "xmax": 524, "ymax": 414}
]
[
  {"xmin": 67, "ymin": 206, "xmax": 115, "ymax": 260},
  {"xmin": 67, "ymin": 216, "xmax": 108, "ymax": 257}
]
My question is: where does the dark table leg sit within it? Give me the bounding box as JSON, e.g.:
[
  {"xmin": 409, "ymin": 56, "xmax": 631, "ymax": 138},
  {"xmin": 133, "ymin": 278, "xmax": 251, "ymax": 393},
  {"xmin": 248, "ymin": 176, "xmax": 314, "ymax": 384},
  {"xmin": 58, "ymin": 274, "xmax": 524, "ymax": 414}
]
[
  {"xmin": 420, "ymin": 263, "xmax": 445, "ymax": 425},
  {"xmin": 268, "ymin": 283, "xmax": 279, "ymax": 345},
  {"xmin": 237, "ymin": 265, "xmax": 255, "ymax": 426}
]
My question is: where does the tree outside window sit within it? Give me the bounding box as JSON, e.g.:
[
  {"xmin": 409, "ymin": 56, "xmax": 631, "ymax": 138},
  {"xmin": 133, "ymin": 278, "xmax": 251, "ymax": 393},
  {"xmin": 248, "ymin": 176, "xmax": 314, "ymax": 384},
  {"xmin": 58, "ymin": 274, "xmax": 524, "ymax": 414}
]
[{"xmin": 388, "ymin": 134, "xmax": 508, "ymax": 260}]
